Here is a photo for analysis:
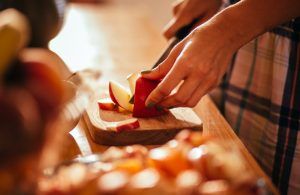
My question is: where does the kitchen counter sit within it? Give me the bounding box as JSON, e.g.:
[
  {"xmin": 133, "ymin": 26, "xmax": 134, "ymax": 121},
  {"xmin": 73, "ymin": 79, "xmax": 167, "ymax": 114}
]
[{"xmin": 49, "ymin": 2, "xmax": 278, "ymax": 194}]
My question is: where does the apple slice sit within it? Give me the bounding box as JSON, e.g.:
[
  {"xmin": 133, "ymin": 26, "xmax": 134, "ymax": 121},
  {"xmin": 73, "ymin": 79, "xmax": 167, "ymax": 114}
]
[
  {"xmin": 106, "ymin": 118, "xmax": 140, "ymax": 132},
  {"xmin": 133, "ymin": 77, "xmax": 167, "ymax": 118},
  {"xmin": 116, "ymin": 106, "xmax": 128, "ymax": 113},
  {"xmin": 98, "ymin": 98, "xmax": 117, "ymax": 111},
  {"xmin": 127, "ymin": 72, "xmax": 140, "ymax": 95},
  {"xmin": 127, "ymin": 72, "xmax": 140, "ymax": 104},
  {"xmin": 109, "ymin": 81, "xmax": 133, "ymax": 112}
]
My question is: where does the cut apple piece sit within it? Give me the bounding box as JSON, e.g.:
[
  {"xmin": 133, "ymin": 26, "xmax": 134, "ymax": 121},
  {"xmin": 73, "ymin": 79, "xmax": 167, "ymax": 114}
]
[
  {"xmin": 98, "ymin": 98, "xmax": 117, "ymax": 111},
  {"xmin": 106, "ymin": 118, "xmax": 140, "ymax": 132},
  {"xmin": 109, "ymin": 81, "xmax": 133, "ymax": 112},
  {"xmin": 133, "ymin": 77, "xmax": 167, "ymax": 118},
  {"xmin": 129, "ymin": 96, "xmax": 134, "ymax": 104},
  {"xmin": 116, "ymin": 106, "xmax": 128, "ymax": 113},
  {"xmin": 127, "ymin": 72, "xmax": 140, "ymax": 104},
  {"xmin": 127, "ymin": 72, "xmax": 140, "ymax": 95}
]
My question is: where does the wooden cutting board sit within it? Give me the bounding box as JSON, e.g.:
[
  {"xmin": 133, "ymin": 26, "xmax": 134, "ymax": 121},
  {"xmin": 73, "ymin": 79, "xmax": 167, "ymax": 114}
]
[{"xmin": 84, "ymin": 96, "xmax": 203, "ymax": 146}]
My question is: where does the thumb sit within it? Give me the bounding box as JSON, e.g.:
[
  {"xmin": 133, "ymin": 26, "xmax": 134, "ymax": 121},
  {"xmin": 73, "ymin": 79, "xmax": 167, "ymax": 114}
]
[
  {"xmin": 141, "ymin": 43, "xmax": 183, "ymax": 80},
  {"xmin": 163, "ymin": 10, "xmax": 191, "ymax": 39}
]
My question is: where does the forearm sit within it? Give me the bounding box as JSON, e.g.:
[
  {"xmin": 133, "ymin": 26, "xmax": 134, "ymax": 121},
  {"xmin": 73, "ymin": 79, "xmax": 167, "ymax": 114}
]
[{"xmin": 201, "ymin": 0, "xmax": 300, "ymax": 51}]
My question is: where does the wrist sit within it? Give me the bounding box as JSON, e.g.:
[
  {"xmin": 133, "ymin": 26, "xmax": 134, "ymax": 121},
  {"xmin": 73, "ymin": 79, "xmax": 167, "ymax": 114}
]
[{"xmin": 198, "ymin": 1, "xmax": 267, "ymax": 52}]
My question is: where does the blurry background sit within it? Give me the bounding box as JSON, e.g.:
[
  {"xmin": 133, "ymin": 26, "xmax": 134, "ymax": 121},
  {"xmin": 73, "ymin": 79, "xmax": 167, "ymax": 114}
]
[{"xmin": 50, "ymin": 0, "xmax": 173, "ymax": 81}]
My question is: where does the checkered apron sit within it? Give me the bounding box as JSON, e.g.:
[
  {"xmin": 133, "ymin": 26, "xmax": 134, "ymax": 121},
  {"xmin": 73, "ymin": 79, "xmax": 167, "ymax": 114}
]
[{"xmin": 211, "ymin": 5, "xmax": 300, "ymax": 194}]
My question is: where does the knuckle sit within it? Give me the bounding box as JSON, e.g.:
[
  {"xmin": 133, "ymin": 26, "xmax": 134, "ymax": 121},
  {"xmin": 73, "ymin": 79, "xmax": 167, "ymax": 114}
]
[
  {"xmin": 174, "ymin": 95, "xmax": 187, "ymax": 104},
  {"xmin": 186, "ymin": 101, "xmax": 196, "ymax": 108},
  {"xmin": 196, "ymin": 68, "xmax": 209, "ymax": 76},
  {"xmin": 156, "ymin": 87, "xmax": 169, "ymax": 97},
  {"xmin": 211, "ymin": 76, "xmax": 219, "ymax": 85}
]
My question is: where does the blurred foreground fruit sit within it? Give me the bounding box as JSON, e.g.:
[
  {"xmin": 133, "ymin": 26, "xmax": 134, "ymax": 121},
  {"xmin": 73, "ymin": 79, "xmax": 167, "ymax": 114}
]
[
  {"xmin": 37, "ymin": 131, "xmax": 262, "ymax": 195},
  {"xmin": 2, "ymin": 0, "xmax": 65, "ymax": 47},
  {"xmin": 21, "ymin": 61, "xmax": 64, "ymax": 117},
  {"xmin": 149, "ymin": 147, "xmax": 190, "ymax": 177},
  {"xmin": 0, "ymin": 8, "xmax": 30, "ymax": 79},
  {"xmin": 0, "ymin": 88, "xmax": 43, "ymax": 164}
]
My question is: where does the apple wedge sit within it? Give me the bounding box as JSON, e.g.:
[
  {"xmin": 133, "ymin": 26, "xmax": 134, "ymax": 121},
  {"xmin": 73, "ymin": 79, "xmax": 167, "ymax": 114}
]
[
  {"xmin": 127, "ymin": 72, "xmax": 140, "ymax": 104},
  {"xmin": 109, "ymin": 81, "xmax": 133, "ymax": 112},
  {"xmin": 106, "ymin": 118, "xmax": 140, "ymax": 132},
  {"xmin": 116, "ymin": 106, "xmax": 128, "ymax": 113},
  {"xmin": 127, "ymin": 72, "xmax": 140, "ymax": 95},
  {"xmin": 133, "ymin": 77, "xmax": 167, "ymax": 118},
  {"xmin": 98, "ymin": 98, "xmax": 117, "ymax": 111}
]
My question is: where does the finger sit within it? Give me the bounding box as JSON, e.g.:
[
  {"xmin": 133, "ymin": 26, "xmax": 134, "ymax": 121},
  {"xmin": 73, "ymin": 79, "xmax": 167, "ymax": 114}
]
[
  {"xmin": 198, "ymin": 10, "xmax": 218, "ymax": 25},
  {"xmin": 163, "ymin": 6, "xmax": 195, "ymax": 39},
  {"xmin": 184, "ymin": 75, "xmax": 218, "ymax": 107},
  {"xmin": 145, "ymin": 53, "xmax": 188, "ymax": 106},
  {"xmin": 172, "ymin": 0, "xmax": 184, "ymax": 15},
  {"xmin": 141, "ymin": 42, "xmax": 184, "ymax": 80},
  {"xmin": 158, "ymin": 73, "xmax": 201, "ymax": 108}
]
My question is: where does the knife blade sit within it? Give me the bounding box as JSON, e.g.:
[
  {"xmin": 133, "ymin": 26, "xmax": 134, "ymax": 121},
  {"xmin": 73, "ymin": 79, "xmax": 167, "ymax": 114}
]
[{"xmin": 152, "ymin": 18, "xmax": 199, "ymax": 69}]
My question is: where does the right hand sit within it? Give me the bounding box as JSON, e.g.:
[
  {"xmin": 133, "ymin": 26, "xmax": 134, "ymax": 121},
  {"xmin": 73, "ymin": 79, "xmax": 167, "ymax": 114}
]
[{"xmin": 164, "ymin": 0, "xmax": 222, "ymax": 39}]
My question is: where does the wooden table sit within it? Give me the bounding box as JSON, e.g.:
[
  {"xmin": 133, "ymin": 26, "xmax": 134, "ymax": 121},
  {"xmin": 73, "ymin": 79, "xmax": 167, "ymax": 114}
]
[{"xmin": 49, "ymin": 2, "xmax": 278, "ymax": 194}]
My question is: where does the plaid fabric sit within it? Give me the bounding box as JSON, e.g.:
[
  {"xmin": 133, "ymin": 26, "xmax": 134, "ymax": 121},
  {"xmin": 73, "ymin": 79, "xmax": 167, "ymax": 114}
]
[{"xmin": 211, "ymin": 13, "xmax": 300, "ymax": 195}]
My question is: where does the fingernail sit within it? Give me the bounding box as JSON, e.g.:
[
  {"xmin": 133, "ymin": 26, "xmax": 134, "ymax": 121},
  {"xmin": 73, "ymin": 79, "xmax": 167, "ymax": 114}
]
[
  {"xmin": 141, "ymin": 70, "xmax": 152, "ymax": 75},
  {"xmin": 156, "ymin": 105, "xmax": 164, "ymax": 111},
  {"xmin": 146, "ymin": 102, "xmax": 155, "ymax": 108}
]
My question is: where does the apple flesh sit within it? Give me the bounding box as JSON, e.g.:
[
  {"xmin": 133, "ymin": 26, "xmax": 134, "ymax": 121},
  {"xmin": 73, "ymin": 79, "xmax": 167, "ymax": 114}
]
[
  {"xmin": 133, "ymin": 77, "xmax": 167, "ymax": 118},
  {"xmin": 98, "ymin": 98, "xmax": 117, "ymax": 111},
  {"xmin": 127, "ymin": 72, "xmax": 140, "ymax": 95},
  {"xmin": 109, "ymin": 81, "xmax": 133, "ymax": 112},
  {"xmin": 107, "ymin": 118, "xmax": 140, "ymax": 132},
  {"xmin": 116, "ymin": 106, "xmax": 128, "ymax": 113}
]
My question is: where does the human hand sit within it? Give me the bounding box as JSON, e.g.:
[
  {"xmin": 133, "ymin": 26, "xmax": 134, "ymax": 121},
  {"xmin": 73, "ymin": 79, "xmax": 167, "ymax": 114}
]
[
  {"xmin": 164, "ymin": 0, "xmax": 222, "ymax": 39},
  {"xmin": 142, "ymin": 23, "xmax": 235, "ymax": 108}
]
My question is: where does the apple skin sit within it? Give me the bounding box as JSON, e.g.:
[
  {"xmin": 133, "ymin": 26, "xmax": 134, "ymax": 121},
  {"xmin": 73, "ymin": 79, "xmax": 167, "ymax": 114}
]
[
  {"xmin": 133, "ymin": 77, "xmax": 167, "ymax": 118},
  {"xmin": 108, "ymin": 81, "xmax": 133, "ymax": 112},
  {"xmin": 107, "ymin": 118, "xmax": 140, "ymax": 132},
  {"xmin": 98, "ymin": 98, "xmax": 117, "ymax": 111}
]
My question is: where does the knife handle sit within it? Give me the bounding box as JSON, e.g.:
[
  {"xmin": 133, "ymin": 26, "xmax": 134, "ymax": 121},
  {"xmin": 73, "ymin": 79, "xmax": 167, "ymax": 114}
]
[{"xmin": 152, "ymin": 18, "xmax": 199, "ymax": 69}]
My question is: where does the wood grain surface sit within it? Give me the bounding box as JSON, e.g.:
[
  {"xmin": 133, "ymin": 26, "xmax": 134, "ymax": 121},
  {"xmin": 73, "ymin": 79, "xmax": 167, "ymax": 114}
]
[
  {"xmin": 84, "ymin": 95, "xmax": 202, "ymax": 145},
  {"xmin": 49, "ymin": 1, "xmax": 279, "ymax": 194}
]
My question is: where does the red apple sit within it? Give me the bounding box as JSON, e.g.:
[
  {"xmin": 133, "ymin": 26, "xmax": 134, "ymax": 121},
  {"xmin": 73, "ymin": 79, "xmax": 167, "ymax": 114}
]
[
  {"xmin": 98, "ymin": 98, "xmax": 117, "ymax": 111},
  {"xmin": 20, "ymin": 61, "xmax": 63, "ymax": 118},
  {"xmin": 109, "ymin": 81, "xmax": 133, "ymax": 112},
  {"xmin": 133, "ymin": 77, "xmax": 167, "ymax": 118},
  {"xmin": 107, "ymin": 118, "xmax": 140, "ymax": 132}
]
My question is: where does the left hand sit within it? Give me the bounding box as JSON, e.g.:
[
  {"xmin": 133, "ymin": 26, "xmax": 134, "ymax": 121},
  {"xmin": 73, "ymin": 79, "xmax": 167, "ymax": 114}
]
[{"xmin": 163, "ymin": 0, "xmax": 222, "ymax": 39}]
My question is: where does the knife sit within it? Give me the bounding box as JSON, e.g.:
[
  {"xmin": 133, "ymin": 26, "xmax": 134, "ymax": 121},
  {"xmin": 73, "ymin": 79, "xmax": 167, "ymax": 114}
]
[{"xmin": 152, "ymin": 18, "xmax": 199, "ymax": 69}]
